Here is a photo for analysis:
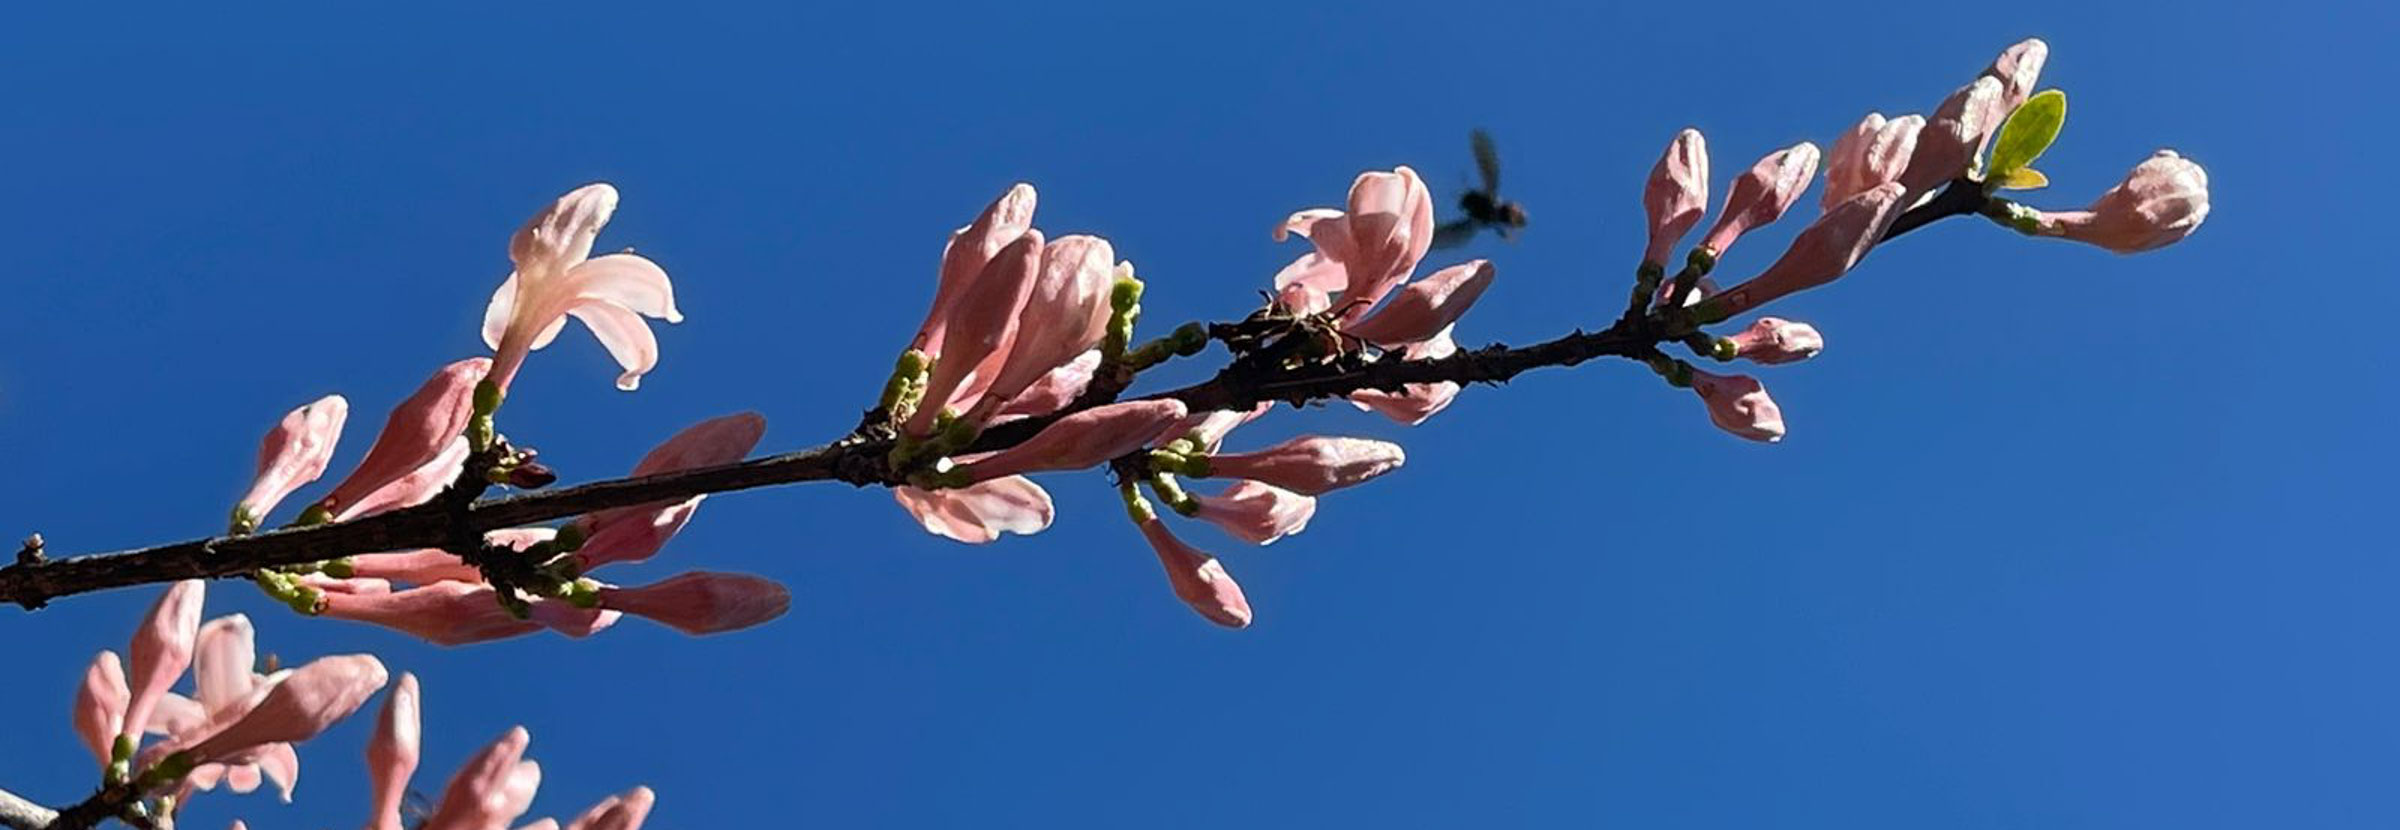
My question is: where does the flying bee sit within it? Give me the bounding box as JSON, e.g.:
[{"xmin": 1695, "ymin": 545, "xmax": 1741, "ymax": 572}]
[{"xmin": 1432, "ymin": 128, "xmax": 1529, "ymax": 249}]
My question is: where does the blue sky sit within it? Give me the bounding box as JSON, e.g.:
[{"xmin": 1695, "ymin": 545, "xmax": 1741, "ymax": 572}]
[{"xmin": 0, "ymin": 2, "xmax": 2390, "ymax": 828}]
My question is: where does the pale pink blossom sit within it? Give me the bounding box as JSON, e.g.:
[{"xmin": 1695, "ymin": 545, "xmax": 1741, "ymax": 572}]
[
  {"xmin": 960, "ymin": 235, "xmax": 1118, "ymax": 425},
  {"xmin": 1274, "ymin": 167, "xmax": 1437, "ymax": 320},
  {"xmin": 483, "ymin": 183, "xmax": 682, "ymax": 392},
  {"xmin": 1823, "ymin": 113, "xmax": 1923, "ymax": 209},
  {"xmin": 564, "ymin": 786, "xmax": 656, "ymax": 830},
  {"xmin": 123, "ymin": 580, "xmax": 205, "ymax": 742},
  {"xmin": 1138, "ymin": 519, "xmax": 1253, "ymax": 629},
  {"xmin": 1698, "ymin": 142, "xmax": 1821, "ymax": 257},
  {"xmin": 163, "ymin": 655, "xmax": 388, "ymax": 768},
  {"xmin": 335, "ymin": 437, "xmax": 472, "ymax": 522},
  {"xmin": 599, "ymin": 572, "xmax": 791, "ymax": 636},
  {"xmin": 575, "ymin": 412, "xmax": 767, "ymax": 569},
  {"xmin": 1190, "ymin": 481, "xmax": 1317, "ymax": 545},
  {"xmin": 320, "ymin": 359, "xmax": 489, "ymax": 519},
  {"xmin": 915, "ymin": 183, "xmax": 1038, "ymax": 356},
  {"xmin": 1208, "ymin": 436, "xmax": 1405, "ymax": 496},
  {"xmin": 1642, "ymin": 128, "xmax": 1710, "ymax": 268},
  {"xmin": 2030, "ymin": 150, "xmax": 2210, "ymax": 253},
  {"xmin": 1723, "ymin": 318, "xmax": 1825, "ymax": 365},
  {"xmin": 1348, "ymin": 325, "xmax": 1462, "ymax": 426},
  {"xmin": 1899, "ymin": 76, "xmax": 2003, "ymax": 195},
  {"xmin": 174, "ymin": 615, "xmax": 299, "ymax": 801},
  {"xmin": 423, "ymin": 727, "xmax": 539, "ymax": 830},
  {"xmin": 1689, "ymin": 369, "xmax": 1786, "ymax": 443},
  {"xmin": 365, "ymin": 673, "xmax": 421, "ymax": 830},
  {"xmin": 958, "ymin": 400, "xmax": 1189, "ymax": 482},
  {"xmin": 1695, "ymin": 182, "xmax": 1907, "ymax": 322},
  {"xmin": 235, "ymin": 395, "xmax": 348, "ymax": 529},
  {"xmin": 905, "ymin": 231, "xmax": 1044, "ymax": 436},
  {"xmin": 1983, "ymin": 38, "xmax": 2050, "ymax": 116},
  {"xmin": 73, "ymin": 651, "xmax": 129, "ymax": 765},
  {"xmin": 992, "ymin": 349, "xmax": 1102, "ymax": 422},
  {"xmin": 317, "ymin": 581, "xmax": 616, "ymax": 647},
  {"xmin": 893, "ymin": 476, "xmax": 1055, "ymax": 544},
  {"xmin": 1342, "ymin": 260, "xmax": 1495, "ymax": 348}
]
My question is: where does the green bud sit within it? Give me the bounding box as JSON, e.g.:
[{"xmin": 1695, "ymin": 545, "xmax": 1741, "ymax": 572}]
[
  {"xmin": 564, "ymin": 578, "xmax": 604, "ymax": 609},
  {"xmin": 878, "ymin": 350, "xmax": 932, "ymax": 414},
  {"xmin": 1110, "ymin": 273, "xmax": 1146, "ymax": 313},
  {"xmin": 1711, "ymin": 337, "xmax": 1740, "ymax": 361},
  {"xmin": 293, "ymin": 503, "xmax": 333, "ymax": 528},
  {"xmin": 1147, "ymin": 473, "xmax": 1199, "ymax": 516},
  {"xmin": 228, "ymin": 505, "xmax": 258, "ymax": 536},
  {"xmin": 472, "ymin": 378, "xmax": 504, "ymax": 417},
  {"xmin": 1119, "ymin": 481, "xmax": 1157, "ymax": 524},
  {"xmin": 1636, "ymin": 261, "xmax": 1666, "ymax": 283},
  {"xmin": 320, "ymin": 557, "xmax": 355, "ymax": 579},
  {"xmin": 553, "ymin": 521, "xmax": 588, "ymax": 553},
  {"xmin": 466, "ymin": 413, "xmax": 497, "ymax": 453},
  {"xmin": 1982, "ymin": 199, "xmax": 2045, "ymax": 235},
  {"xmin": 1684, "ymin": 246, "xmax": 1718, "ymax": 275}
]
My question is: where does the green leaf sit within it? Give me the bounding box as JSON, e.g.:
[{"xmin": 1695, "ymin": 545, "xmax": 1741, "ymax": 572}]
[
  {"xmin": 1995, "ymin": 167, "xmax": 2050, "ymax": 191},
  {"xmin": 1986, "ymin": 89, "xmax": 2066, "ymax": 187}
]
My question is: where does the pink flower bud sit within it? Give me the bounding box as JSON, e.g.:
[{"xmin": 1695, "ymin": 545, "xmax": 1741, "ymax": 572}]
[
  {"xmin": 484, "ymin": 184, "xmax": 682, "ymax": 392},
  {"xmin": 916, "ymin": 183, "xmax": 1038, "ymax": 357},
  {"xmin": 1689, "ymin": 369, "xmax": 1785, "ymax": 443},
  {"xmin": 1348, "ymin": 325, "xmax": 1461, "ymax": 426},
  {"xmin": 178, "ymin": 655, "xmax": 388, "ymax": 766},
  {"xmin": 906, "ymin": 231, "xmax": 1045, "ymax": 436},
  {"xmin": 1984, "ymin": 38, "xmax": 2049, "ymax": 114},
  {"xmin": 893, "ymin": 476, "xmax": 1055, "ymax": 544},
  {"xmin": 365, "ymin": 673, "xmax": 421, "ymax": 830},
  {"xmin": 317, "ymin": 582, "xmax": 548, "ymax": 646},
  {"xmin": 124, "ymin": 580, "xmax": 205, "ymax": 741},
  {"xmin": 960, "ymin": 400, "xmax": 1190, "ymax": 481},
  {"xmin": 1823, "ymin": 113, "xmax": 1923, "ymax": 209},
  {"xmin": 74, "ymin": 651, "xmax": 129, "ymax": 765},
  {"xmin": 600, "ymin": 572, "xmax": 791, "ymax": 636},
  {"xmin": 1698, "ymin": 142, "xmax": 1821, "ymax": 257},
  {"xmin": 576, "ymin": 412, "xmax": 767, "ymax": 569},
  {"xmin": 335, "ymin": 437, "xmax": 471, "ymax": 522},
  {"xmin": 565, "ymin": 786, "xmax": 657, "ymax": 830},
  {"xmin": 1642, "ymin": 129, "xmax": 1710, "ymax": 267},
  {"xmin": 1696, "ymin": 182, "xmax": 1907, "ymax": 322},
  {"xmin": 1190, "ymin": 481, "xmax": 1317, "ymax": 545},
  {"xmin": 1137, "ymin": 519, "xmax": 1252, "ymax": 628},
  {"xmin": 1208, "ymin": 436, "xmax": 1405, "ymax": 496},
  {"xmin": 962, "ymin": 236, "xmax": 1118, "ymax": 426},
  {"xmin": 321, "ymin": 359, "xmax": 489, "ymax": 518},
  {"xmin": 349, "ymin": 528, "xmax": 549, "ymax": 586},
  {"xmin": 1899, "ymin": 76, "xmax": 2004, "ymax": 195},
  {"xmin": 236, "ymin": 395, "xmax": 347, "ymax": 527},
  {"xmin": 1343, "ymin": 260, "xmax": 1495, "ymax": 347},
  {"xmin": 425, "ymin": 727, "xmax": 538, "ymax": 830},
  {"xmin": 1723, "ymin": 317, "xmax": 1825, "ymax": 365},
  {"xmin": 2032, "ymin": 150, "xmax": 2211, "ymax": 253}
]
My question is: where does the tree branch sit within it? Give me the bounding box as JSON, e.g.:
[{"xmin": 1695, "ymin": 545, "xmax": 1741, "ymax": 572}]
[{"xmin": 0, "ymin": 788, "xmax": 56, "ymax": 830}]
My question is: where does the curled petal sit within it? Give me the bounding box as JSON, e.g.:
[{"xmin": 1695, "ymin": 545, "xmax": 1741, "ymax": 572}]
[
  {"xmin": 73, "ymin": 651, "xmax": 129, "ymax": 765},
  {"xmin": 322, "ymin": 359, "xmax": 489, "ymax": 518},
  {"xmin": 509, "ymin": 184, "xmax": 616, "ymax": 276},
  {"xmin": 1342, "ymin": 259, "xmax": 1494, "ymax": 347},
  {"xmin": 565, "ymin": 301, "xmax": 660, "ymax": 392},
  {"xmin": 1348, "ymin": 326, "xmax": 1462, "ymax": 426},
  {"xmin": 255, "ymin": 742, "xmax": 299, "ymax": 802},
  {"xmin": 1137, "ymin": 519, "xmax": 1252, "ymax": 628},
  {"xmin": 576, "ymin": 412, "xmax": 766, "ymax": 569},
  {"xmin": 192, "ymin": 615, "xmax": 259, "ymax": 710},
  {"xmin": 1189, "ymin": 481, "xmax": 1317, "ymax": 545},
  {"xmin": 892, "ymin": 477, "xmax": 1054, "ymax": 544},
  {"xmin": 1207, "ymin": 436, "xmax": 1406, "ymax": 496},
  {"xmin": 237, "ymin": 396, "xmax": 347, "ymax": 526},
  {"xmin": 177, "ymin": 655, "xmax": 388, "ymax": 766},
  {"xmin": 600, "ymin": 572, "xmax": 791, "ymax": 636},
  {"xmin": 1336, "ymin": 166, "xmax": 1436, "ymax": 317},
  {"xmin": 1271, "ymin": 251, "xmax": 1347, "ymax": 296},
  {"xmin": 1273, "ymin": 208, "xmax": 1345, "ymax": 243},
  {"xmin": 124, "ymin": 580, "xmax": 206, "ymax": 741},
  {"xmin": 958, "ymin": 400, "xmax": 1189, "ymax": 482}
]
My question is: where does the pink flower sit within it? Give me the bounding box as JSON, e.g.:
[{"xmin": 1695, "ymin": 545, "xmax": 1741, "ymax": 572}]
[
  {"xmin": 1823, "ymin": 113, "xmax": 1923, "ymax": 209},
  {"xmin": 319, "ymin": 359, "xmax": 488, "ymax": 520},
  {"xmin": 1342, "ymin": 260, "xmax": 1495, "ymax": 348},
  {"xmin": 914, "ymin": 183, "xmax": 1038, "ymax": 357},
  {"xmin": 1207, "ymin": 436, "xmax": 1405, "ymax": 496},
  {"xmin": 1642, "ymin": 128, "xmax": 1710, "ymax": 268},
  {"xmin": 1899, "ymin": 76, "xmax": 2003, "ymax": 195},
  {"xmin": 124, "ymin": 580, "xmax": 205, "ymax": 742},
  {"xmin": 73, "ymin": 651, "xmax": 129, "ymax": 765},
  {"xmin": 564, "ymin": 786, "xmax": 657, "ymax": 830},
  {"xmin": 2030, "ymin": 150, "xmax": 2211, "ymax": 253},
  {"xmin": 598, "ymin": 572, "xmax": 791, "ymax": 636},
  {"xmin": 317, "ymin": 581, "xmax": 616, "ymax": 647},
  {"xmin": 483, "ymin": 183, "xmax": 683, "ymax": 393},
  {"xmin": 1983, "ymin": 38, "xmax": 2050, "ymax": 115},
  {"xmin": 1689, "ymin": 369, "xmax": 1786, "ymax": 443},
  {"xmin": 234, "ymin": 395, "xmax": 348, "ymax": 530},
  {"xmin": 174, "ymin": 615, "xmax": 299, "ymax": 801},
  {"xmin": 161, "ymin": 655, "xmax": 388, "ymax": 769},
  {"xmin": 1137, "ymin": 519, "xmax": 1253, "ymax": 629},
  {"xmin": 1722, "ymin": 317, "xmax": 1825, "ymax": 365},
  {"xmin": 992, "ymin": 349, "xmax": 1102, "ymax": 422},
  {"xmin": 423, "ymin": 727, "xmax": 540, "ymax": 830},
  {"xmin": 893, "ymin": 476, "xmax": 1055, "ymax": 544},
  {"xmin": 1693, "ymin": 182, "xmax": 1908, "ymax": 322},
  {"xmin": 905, "ymin": 231, "xmax": 1044, "ymax": 436},
  {"xmin": 365, "ymin": 673, "xmax": 421, "ymax": 830},
  {"xmin": 1189, "ymin": 481, "xmax": 1317, "ymax": 545},
  {"xmin": 1274, "ymin": 167, "xmax": 1437, "ymax": 320},
  {"xmin": 1348, "ymin": 325, "xmax": 1462, "ymax": 426},
  {"xmin": 1698, "ymin": 142, "xmax": 1821, "ymax": 257},
  {"xmin": 960, "ymin": 235, "xmax": 1119, "ymax": 425},
  {"xmin": 575, "ymin": 412, "xmax": 767, "ymax": 569},
  {"xmin": 957, "ymin": 400, "xmax": 1189, "ymax": 482}
]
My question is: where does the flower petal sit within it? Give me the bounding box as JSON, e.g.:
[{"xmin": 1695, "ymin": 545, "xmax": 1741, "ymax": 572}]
[{"xmin": 892, "ymin": 477, "xmax": 1053, "ymax": 544}]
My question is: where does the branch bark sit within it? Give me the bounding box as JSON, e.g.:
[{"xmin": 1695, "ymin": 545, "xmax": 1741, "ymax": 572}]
[{"xmin": 0, "ymin": 788, "xmax": 55, "ymax": 830}]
